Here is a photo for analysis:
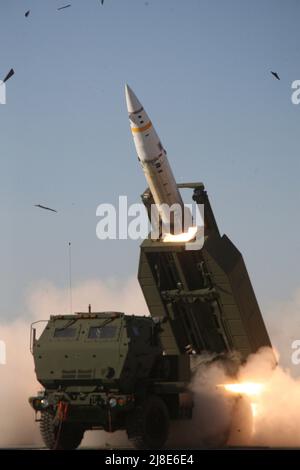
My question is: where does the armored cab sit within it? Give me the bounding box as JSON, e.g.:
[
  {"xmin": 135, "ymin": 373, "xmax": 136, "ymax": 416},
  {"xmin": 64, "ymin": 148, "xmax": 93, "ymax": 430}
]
[{"xmin": 32, "ymin": 312, "xmax": 163, "ymax": 392}]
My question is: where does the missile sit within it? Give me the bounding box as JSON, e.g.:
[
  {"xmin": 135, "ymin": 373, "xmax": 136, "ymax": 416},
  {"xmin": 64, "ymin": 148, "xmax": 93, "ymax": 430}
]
[{"xmin": 125, "ymin": 84, "xmax": 191, "ymax": 234}]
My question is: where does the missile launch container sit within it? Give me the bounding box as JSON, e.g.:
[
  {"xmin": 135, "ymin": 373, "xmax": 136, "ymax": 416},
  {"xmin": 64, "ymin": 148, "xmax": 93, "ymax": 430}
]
[
  {"xmin": 29, "ymin": 183, "xmax": 273, "ymax": 449},
  {"xmin": 139, "ymin": 183, "xmax": 272, "ymax": 360}
]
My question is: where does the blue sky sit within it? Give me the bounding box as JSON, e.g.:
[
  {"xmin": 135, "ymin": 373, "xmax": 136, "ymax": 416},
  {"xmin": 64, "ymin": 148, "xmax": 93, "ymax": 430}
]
[{"xmin": 0, "ymin": 0, "xmax": 299, "ymax": 321}]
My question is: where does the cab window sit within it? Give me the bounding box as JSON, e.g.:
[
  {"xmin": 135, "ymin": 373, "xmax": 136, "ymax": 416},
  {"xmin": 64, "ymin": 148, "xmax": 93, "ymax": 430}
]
[
  {"xmin": 88, "ymin": 325, "xmax": 117, "ymax": 339},
  {"xmin": 54, "ymin": 327, "xmax": 77, "ymax": 338}
]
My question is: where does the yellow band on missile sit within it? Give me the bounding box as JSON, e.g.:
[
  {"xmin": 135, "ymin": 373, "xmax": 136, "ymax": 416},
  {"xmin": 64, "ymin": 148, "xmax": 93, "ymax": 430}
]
[{"xmin": 131, "ymin": 121, "xmax": 152, "ymax": 133}]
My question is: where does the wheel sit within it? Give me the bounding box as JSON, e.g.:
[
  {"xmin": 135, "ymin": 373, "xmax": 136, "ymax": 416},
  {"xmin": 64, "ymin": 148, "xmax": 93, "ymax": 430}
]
[
  {"xmin": 126, "ymin": 396, "xmax": 170, "ymax": 449},
  {"xmin": 40, "ymin": 411, "xmax": 85, "ymax": 450}
]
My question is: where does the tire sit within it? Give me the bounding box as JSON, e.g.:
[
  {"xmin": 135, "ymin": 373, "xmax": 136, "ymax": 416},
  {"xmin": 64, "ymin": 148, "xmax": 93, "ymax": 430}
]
[
  {"xmin": 40, "ymin": 411, "xmax": 84, "ymax": 450},
  {"xmin": 126, "ymin": 396, "xmax": 170, "ymax": 449}
]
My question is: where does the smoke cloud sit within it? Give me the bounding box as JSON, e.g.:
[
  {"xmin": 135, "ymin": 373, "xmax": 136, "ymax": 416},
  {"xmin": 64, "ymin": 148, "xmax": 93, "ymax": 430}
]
[
  {"xmin": 167, "ymin": 346, "xmax": 300, "ymax": 449},
  {"xmin": 0, "ymin": 318, "xmax": 41, "ymax": 447},
  {"xmin": 1, "ymin": 281, "xmax": 300, "ymax": 448},
  {"xmin": 238, "ymin": 347, "xmax": 300, "ymax": 447}
]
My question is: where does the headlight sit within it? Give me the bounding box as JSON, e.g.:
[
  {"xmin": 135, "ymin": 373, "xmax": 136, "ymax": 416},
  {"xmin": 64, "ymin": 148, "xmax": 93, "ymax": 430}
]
[
  {"xmin": 29, "ymin": 397, "xmax": 50, "ymax": 411},
  {"xmin": 109, "ymin": 397, "xmax": 117, "ymax": 408},
  {"xmin": 40, "ymin": 399, "xmax": 49, "ymax": 408}
]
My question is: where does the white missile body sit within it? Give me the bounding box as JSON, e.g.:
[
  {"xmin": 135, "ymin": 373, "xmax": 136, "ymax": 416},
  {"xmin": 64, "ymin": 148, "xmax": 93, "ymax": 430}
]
[{"xmin": 125, "ymin": 84, "xmax": 189, "ymax": 232}]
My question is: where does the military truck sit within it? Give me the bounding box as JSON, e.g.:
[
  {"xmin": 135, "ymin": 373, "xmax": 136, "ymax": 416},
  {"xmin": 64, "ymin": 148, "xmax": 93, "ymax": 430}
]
[
  {"xmin": 29, "ymin": 183, "xmax": 273, "ymax": 449},
  {"xmin": 29, "ymin": 310, "xmax": 192, "ymax": 449}
]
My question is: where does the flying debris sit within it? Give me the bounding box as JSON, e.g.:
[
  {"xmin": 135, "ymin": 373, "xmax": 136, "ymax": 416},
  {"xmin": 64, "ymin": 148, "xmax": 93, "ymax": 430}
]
[
  {"xmin": 2, "ymin": 68, "xmax": 14, "ymax": 84},
  {"xmin": 34, "ymin": 204, "xmax": 58, "ymax": 213},
  {"xmin": 25, "ymin": 10, "xmax": 30, "ymax": 17},
  {"xmin": 271, "ymin": 71, "xmax": 280, "ymax": 80},
  {"xmin": 57, "ymin": 4, "xmax": 71, "ymax": 11}
]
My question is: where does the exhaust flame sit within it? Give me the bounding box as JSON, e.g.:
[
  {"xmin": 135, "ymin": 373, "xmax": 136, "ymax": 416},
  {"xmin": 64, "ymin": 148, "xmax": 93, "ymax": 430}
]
[
  {"xmin": 221, "ymin": 382, "xmax": 264, "ymax": 397},
  {"xmin": 162, "ymin": 225, "xmax": 198, "ymax": 243}
]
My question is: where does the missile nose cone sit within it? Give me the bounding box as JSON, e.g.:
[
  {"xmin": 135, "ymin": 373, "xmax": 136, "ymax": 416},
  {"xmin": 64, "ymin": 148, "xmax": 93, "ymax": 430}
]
[{"xmin": 125, "ymin": 84, "xmax": 143, "ymax": 114}]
